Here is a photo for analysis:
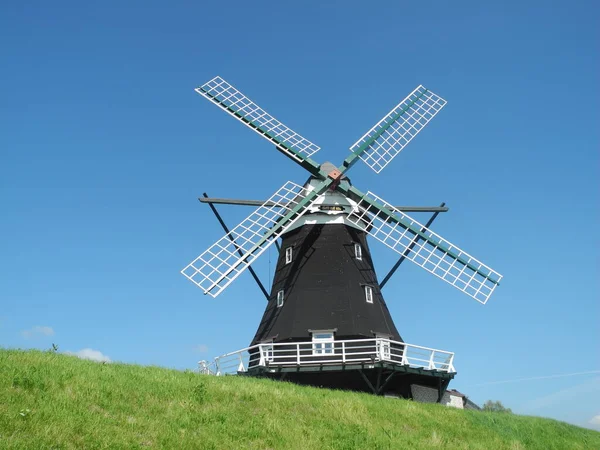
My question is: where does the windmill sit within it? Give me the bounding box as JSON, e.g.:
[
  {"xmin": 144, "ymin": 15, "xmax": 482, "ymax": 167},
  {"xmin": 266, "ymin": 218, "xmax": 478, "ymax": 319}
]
[{"xmin": 183, "ymin": 76, "xmax": 502, "ymax": 399}]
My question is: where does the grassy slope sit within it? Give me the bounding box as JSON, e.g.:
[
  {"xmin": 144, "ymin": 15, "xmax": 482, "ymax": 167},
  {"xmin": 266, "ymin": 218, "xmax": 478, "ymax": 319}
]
[{"xmin": 1, "ymin": 350, "xmax": 598, "ymax": 449}]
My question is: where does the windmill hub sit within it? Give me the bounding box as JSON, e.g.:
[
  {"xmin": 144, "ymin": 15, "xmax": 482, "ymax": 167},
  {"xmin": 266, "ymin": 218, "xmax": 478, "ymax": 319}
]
[
  {"xmin": 326, "ymin": 168, "xmax": 343, "ymax": 190},
  {"xmin": 183, "ymin": 76, "xmax": 503, "ymax": 399}
]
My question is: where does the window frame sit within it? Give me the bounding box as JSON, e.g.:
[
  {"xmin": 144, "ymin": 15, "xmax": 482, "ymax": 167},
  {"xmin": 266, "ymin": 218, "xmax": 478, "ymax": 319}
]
[
  {"xmin": 276, "ymin": 289, "xmax": 284, "ymax": 307},
  {"xmin": 376, "ymin": 334, "xmax": 391, "ymax": 361},
  {"xmin": 311, "ymin": 330, "xmax": 335, "ymax": 356},
  {"xmin": 354, "ymin": 242, "xmax": 362, "ymax": 260},
  {"xmin": 285, "ymin": 247, "xmax": 293, "ymax": 264},
  {"xmin": 364, "ymin": 285, "xmax": 374, "ymax": 304},
  {"xmin": 261, "ymin": 344, "xmax": 274, "ymax": 363}
]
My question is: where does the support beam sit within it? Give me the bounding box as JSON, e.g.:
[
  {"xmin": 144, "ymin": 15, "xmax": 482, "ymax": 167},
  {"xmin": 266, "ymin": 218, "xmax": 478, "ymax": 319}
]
[
  {"xmin": 202, "ymin": 193, "xmax": 270, "ymax": 301},
  {"xmin": 199, "ymin": 197, "xmax": 449, "ymax": 213},
  {"xmin": 380, "ymin": 202, "xmax": 446, "ymax": 289},
  {"xmin": 437, "ymin": 378, "xmax": 451, "ymax": 403},
  {"xmin": 375, "ymin": 368, "xmax": 383, "ymax": 393},
  {"xmin": 375, "ymin": 367, "xmax": 383, "ymax": 394},
  {"xmin": 376, "ymin": 372, "xmax": 398, "ymax": 395},
  {"xmin": 358, "ymin": 370, "xmax": 378, "ymax": 395}
]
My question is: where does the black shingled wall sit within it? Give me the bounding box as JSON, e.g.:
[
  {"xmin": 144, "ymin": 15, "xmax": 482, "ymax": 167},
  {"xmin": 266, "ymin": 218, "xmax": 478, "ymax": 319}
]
[{"xmin": 251, "ymin": 223, "xmax": 403, "ymax": 345}]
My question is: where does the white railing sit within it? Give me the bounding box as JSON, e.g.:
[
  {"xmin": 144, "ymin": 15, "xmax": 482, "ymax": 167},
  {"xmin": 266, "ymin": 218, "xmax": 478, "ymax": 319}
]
[{"xmin": 198, "ymin": 338, "xmax": 455, "ymax": 376}]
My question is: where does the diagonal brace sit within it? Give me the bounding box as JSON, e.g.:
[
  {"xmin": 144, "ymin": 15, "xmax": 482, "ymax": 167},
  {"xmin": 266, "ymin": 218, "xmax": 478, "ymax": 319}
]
[
  {"xmin": 201, "ymin": 193, "xmax": 270, "ymax": 301},
  {"xmin": 376, "ymin": 371, "xmax": 398, "ymax": 395},
  {"xmin": 203, "ymin": 179, "xmax": 331, "ymax": 295},
  {"xmin": 380, "ymin": 202, "xmax": 446, "ymax": 289},
  {"xmin": 358, "ymin": 369, "xmax": 378, "ymax": 395},
  {"xmin": 340, "ymin": 184, "xmax": 499, "ymax": 287}
]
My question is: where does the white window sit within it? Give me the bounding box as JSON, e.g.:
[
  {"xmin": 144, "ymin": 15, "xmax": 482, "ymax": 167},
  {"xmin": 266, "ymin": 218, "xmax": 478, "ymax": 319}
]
[
  {"xmin": 376, "ymin": 335, "xmax": 391, "ymax": 361},
  {"xmin": 364, "ymin": 285, "xmax": 373, "ymax": 303},
  {"xmin": 354, "ymin": 243, "xmax": 362, "ymax": 260},
  {"xmin": 285, "ymin": 247, "xmax": 293, "ymax": 264},
  {"xmin": 312, "ymin": 331, "xmax": 334, "ymax": 355},
  {"xmin": 277, "ymin": 290, "xmax": 284, "ymax": 307},
  {"xmin": 261, "ymin": 344, "xmax": 274, "ymax": 363}
]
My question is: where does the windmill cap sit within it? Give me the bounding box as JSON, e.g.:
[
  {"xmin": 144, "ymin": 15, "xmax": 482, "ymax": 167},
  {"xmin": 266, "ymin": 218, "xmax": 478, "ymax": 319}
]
[
  {"xmin": 305, "ymin": 162, "xmax": 352, "ymax": 187},
  {"xmin": 319, "ymin": 162, "xmax": 348, "ymax": 180}
]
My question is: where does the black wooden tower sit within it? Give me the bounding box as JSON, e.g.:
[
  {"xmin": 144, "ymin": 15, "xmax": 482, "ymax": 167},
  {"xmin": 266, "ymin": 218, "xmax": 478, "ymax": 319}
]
[{"xmin": 252, "ymin": 170, "xmax": 402, "ymax": 347}]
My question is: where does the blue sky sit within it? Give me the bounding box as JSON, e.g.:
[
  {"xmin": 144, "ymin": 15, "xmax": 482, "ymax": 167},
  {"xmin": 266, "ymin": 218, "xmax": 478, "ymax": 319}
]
[{"xmin": 1, "ymin": 0, "xmax": 598, "ymax": 430}]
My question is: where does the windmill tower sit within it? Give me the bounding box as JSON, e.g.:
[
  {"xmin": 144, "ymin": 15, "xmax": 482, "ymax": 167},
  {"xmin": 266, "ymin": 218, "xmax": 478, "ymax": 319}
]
[{"xmin": 183, "ymin": 77, "xmax": 502, "ymax": 399}]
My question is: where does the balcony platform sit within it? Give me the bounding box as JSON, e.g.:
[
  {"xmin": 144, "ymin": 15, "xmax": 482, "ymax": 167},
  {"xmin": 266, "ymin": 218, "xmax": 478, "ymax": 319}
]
[
  {"xmin": 247, "ymin": 361, "xmax": 455, "ymax": 398},
  {"xmin": 199, "ymin": 338, "xmax": 456, "ymax": 400}
]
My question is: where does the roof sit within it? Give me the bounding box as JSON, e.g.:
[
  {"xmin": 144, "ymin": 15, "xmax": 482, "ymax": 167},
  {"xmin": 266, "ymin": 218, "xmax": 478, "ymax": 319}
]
[{"xmin": 446, "ymin": 389, "xmax": 466, "ymax": 398}]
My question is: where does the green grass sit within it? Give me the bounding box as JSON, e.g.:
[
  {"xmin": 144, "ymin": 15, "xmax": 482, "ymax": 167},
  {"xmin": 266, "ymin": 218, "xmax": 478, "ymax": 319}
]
[{"xmin": 1, "ymin": 349, "xmax": 598, "ymax": 449}]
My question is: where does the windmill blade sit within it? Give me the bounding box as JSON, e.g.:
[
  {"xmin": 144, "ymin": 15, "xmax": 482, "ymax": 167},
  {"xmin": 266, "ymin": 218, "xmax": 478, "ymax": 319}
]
[
  {"xmin": 196, "ymin": 76, "xmax": 321, "ymax": 162},
  {"xmin": 182, "ymin": 181, "xmax": 313, "ymax": 298},
  {"xmin": 350, "ymin": 85, "xmax": 446, "ymax": 173},
  {"xmin": 347, "ymin": 191, "xmax": 502, "ymax": 304}
]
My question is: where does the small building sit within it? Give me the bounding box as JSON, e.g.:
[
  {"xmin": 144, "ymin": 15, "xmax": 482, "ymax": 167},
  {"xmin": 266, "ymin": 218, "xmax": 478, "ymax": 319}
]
[{"xmin": 411, "ymin": 385, "xmax": 481, "ymax": 410}]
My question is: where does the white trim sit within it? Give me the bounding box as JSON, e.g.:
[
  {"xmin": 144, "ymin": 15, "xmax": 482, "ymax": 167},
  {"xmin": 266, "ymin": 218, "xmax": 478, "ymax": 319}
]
[
  {"xmin": 284, "ymin": 212, "xmax": 366, "ymax": 233},
  {"xmin": 285, "ymin": 247, "xmax": 293, "ymax": 264},
  {"xmin": 364, "ymin": 285, "xmax": 374, "ymax": 303},
  {"xmin": 282, "ymin": 181, "xmax": 367, "ymax": 233},
  {"xmin": 277, "ymin": 290, "xmax": 284, "ymax": 307},
  {"xmin": 354, "ymin": 242, "xmax": 362, "ymax": 260}
]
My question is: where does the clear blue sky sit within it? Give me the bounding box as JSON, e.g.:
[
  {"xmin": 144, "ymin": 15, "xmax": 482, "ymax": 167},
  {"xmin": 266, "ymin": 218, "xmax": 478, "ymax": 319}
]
[{"xmin": 1, "ymin": 0, "xmax": 598, "ymax": 430}]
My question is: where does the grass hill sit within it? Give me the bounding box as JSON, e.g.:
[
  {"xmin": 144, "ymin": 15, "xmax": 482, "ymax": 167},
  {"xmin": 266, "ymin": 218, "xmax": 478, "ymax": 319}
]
[{"xmin": 1, "ymin": 349, "xmax": 598, "ymax": 449}]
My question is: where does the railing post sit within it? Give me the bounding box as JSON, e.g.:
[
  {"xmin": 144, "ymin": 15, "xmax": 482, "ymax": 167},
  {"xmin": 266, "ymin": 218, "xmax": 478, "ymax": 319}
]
[
  {"xmin": 296, "ymin": 343, "xmax": 300, "ymax": 365},
  {"xmin": 238, "ymin": 353, "xmax": 245, "ymax": 372},
  {"xmin": 429, "ymin": 350, "xmax": 435, "ymax": 370},
  {"xmin": 259, "ymin": 344, "xmax": 265, "ymax": 366},
  {"xmin": 215, "ymin": 357, "xmax": 221, "ymax": 376},
  {"xmin": 342, "ymin": 341, "xmax": 346, "ymax": 363}
]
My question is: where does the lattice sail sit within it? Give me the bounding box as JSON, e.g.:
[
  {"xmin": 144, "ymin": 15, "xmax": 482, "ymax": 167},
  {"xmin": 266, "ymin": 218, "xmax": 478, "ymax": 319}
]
[
  {"xmin": 350, "ymin": 85, "xmax": 446, "ymax": 173},
  {"xmin": 182, "ymin": 182, "xmax": 312, "ymax": 298},
  {"xmin": 347, "ymin": 191, "xmax": 502, "ymax": 304},
  {"xmin": 196, "ymin": 76, "xmax": 320, "ymax": 161}
]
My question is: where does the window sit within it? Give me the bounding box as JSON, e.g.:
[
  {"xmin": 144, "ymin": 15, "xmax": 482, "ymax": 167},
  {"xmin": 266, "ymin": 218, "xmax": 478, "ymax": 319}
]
[
  {"xmin": 277, "ymin": 290, "xmax": 284, "ymax": 307},
  {"xmin": 285, "ymin": 247, "xmax": 293, "ymax": 264},
  {"xmin": 354, "ymin": 243, "xmax": 362, "ymax": 260},
  {"xmin": 376, "ymin": 335, "xmax": 391, "ymax": 361},
  {"xmin": 364, "ymin": 285, "xmax": 373, "ymax": 303},
  {"xmin": 312, "ymin": 331, "xmax": 334, "ymax": 355},
  {"xmin": 261, "ymin": 344, "xmax": 274, "ymax": 363}
]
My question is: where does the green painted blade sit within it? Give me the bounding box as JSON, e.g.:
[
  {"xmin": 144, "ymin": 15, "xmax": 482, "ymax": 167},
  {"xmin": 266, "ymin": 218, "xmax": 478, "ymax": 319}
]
[
  {"xmin": 197, "ymin": 76, "xmax": 321, "ymax": 168},
  {"xmin": 182, "ymin": 178, "xmax": 333, "ymax": 297},
  {"xmin": 342, "ymin": 186, "xmax": 502, "ymax": 304},
  {"xmin": 348, "ymin": 85, "xmax": 447, "ymax": 173}
]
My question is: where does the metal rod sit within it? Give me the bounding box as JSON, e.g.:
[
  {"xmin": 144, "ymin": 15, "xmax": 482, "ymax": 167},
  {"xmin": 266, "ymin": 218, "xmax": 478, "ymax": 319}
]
[
  {"xmin": 199, "ymin": 197, "xmax": 449, "ymax": 213},
  {"xmin": 380, "ymin": 202, "xmax": 446, "ymax": 289},
  {"xmin": 202, "ymin": 193, "xmax": 270, "ymax": 301}
]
